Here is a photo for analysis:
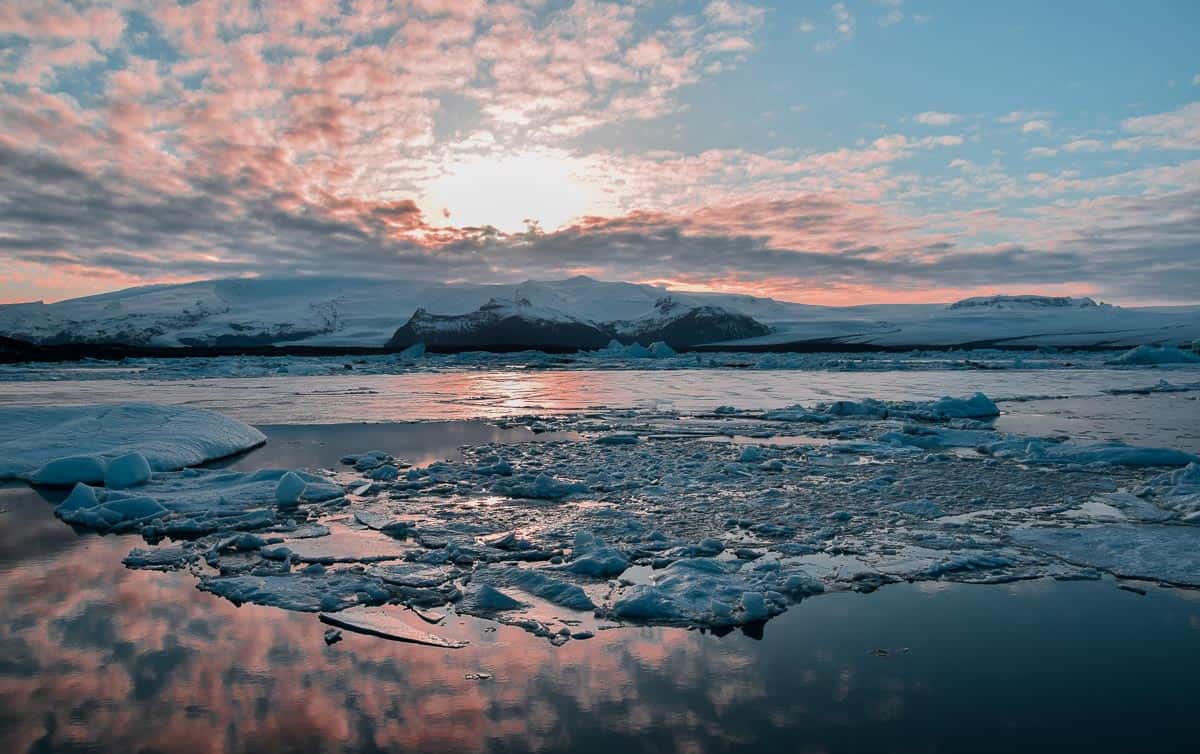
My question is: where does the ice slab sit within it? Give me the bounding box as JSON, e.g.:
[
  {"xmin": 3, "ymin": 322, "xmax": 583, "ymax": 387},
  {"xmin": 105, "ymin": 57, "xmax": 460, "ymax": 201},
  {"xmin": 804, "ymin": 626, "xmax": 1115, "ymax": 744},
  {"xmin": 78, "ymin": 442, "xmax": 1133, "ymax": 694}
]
[
  {"xmin": 1013, "ymin": 525, "xmax": 1200, "ymax": 586},
  {"xmin": 0, "ymin": 404, "xmax": 265, "ymax": 484},
  {"xmin": 1109, "ymin": 345, "xmax": 1200, "ymax": 365},
  {"xmin": 318, "ymin": 608, "xmax": 468, "ymax": 648},
  {"xmin": 202, "ymin": 570, "xmax": 393, "ymax": 612},
  {"xmin": 55, "ymin": 468, "xmax": 342, "ymax": 535}
]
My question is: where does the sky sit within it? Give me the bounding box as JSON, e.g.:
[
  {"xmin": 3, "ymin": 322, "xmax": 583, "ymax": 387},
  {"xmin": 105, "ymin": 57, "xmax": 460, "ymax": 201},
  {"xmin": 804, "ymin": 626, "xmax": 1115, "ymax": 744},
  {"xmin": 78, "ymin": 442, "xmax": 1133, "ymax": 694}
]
[{"xmin": 0, "ymin": 0, "xmax": 1198, "ymax": 306}]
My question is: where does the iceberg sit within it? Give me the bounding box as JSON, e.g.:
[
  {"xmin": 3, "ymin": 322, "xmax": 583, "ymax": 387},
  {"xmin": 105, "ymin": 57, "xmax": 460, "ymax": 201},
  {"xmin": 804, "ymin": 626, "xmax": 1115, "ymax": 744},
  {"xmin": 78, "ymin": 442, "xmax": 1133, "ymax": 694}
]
[{"xmin": 0, "ymin": 404, "xmax": 265, "ymax": 484}]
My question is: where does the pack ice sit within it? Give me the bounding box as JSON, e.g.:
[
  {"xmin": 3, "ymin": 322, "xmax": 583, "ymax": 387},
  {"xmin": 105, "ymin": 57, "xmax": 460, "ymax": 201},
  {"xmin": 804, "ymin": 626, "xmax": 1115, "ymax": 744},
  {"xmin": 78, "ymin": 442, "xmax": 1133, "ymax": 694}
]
[
  {"xmin": 26, "ymin": 394, "xmax": 1200, "ymax": 645},
  {"xmin": 0, "ymin": 404, "xmax": 266, "ymax": 484}
]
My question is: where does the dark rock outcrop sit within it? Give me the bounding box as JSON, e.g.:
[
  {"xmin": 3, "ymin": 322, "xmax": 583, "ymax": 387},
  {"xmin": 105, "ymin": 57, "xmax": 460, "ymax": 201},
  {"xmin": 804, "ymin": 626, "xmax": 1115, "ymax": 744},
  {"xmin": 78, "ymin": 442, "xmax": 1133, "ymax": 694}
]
[
  {"xmin": 385, "ymin": 299, "xmax": 612, "ymax": 352},
  {"xmin": 385, "ymin": 297, "xmax": 772, "ymax": 352}
]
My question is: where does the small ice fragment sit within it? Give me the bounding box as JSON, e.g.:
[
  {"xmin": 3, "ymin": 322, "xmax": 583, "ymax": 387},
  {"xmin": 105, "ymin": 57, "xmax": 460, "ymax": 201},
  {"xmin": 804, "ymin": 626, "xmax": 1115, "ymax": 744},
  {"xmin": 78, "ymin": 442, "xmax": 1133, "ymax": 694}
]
[
  {"xmin": 596, "ymin": 433, "xmax": 639, "ymax": 445},
  {"xmin": 319, "ymin": 610, "xmax": 467, "ymax": 648},
  {"xmin": 741, "ymin": 592, "xmax": 769, "ymax": 622},
  {"xmin": 465, "ymin": 584, "xmax": 526, "ymax": 612},
  {"xmin": 323, "ymin": 628, "xmax": 343, "ymax": 645},
  {"xmin": 568, "ymin": 532, "xmax": 629, "ymax": 577},
  {"xmin": 275, "ymin": 471, "xmax": 307, "ymax": 505},
  {"xmin": 1109, "ymin": 345, "xmax": 1200, "ymax": 365},
  {"xmin": 32, "ymin": 456, "xmax": 107, "ymax": 486},
  {"xmin": 413, "ymin": 608, "xmax": 445, "ymax": 625},
  {"xmin": 104, "ymin": 452, "xmax": 152, "ymax": 489},
  {"xmin": 888, "ymin": 499, "xmax": 946, "ymax": 518},
  {"xmin": 738, "ymin": 446, "xmax": 764, "ymax": 463}
]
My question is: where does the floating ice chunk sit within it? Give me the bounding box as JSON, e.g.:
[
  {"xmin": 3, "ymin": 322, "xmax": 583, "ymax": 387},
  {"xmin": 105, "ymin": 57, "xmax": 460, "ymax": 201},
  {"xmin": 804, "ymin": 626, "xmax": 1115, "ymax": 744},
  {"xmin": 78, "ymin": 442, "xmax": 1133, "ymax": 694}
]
[
  {"xmin": 887, "ymin": 499, "xmax": 946, "ymax": 518},
  {"xmin": 200, "ymin": 571, "xmax": 391, "ymax": 612},
  {"xmin": 611, "ymin": 558, "xmax": 784, "ymax": 627},
  {"xmin": 319, "ymin": 609, "xmax": 466, "ymax": 648},
  {"xmin": 983, "ymin": 438, "xmax": 1198, "ymax": 467},
  {"xmin": 366, "ymin": 464, "xmax": 401, "ymax": 481},
  {"xmin": 1109, "ymin": 345, "xmax": 1200, "ymax": 365},
  {"xmin": 619, "ymin": 342, "xmax": 652, "ymax": 358},
  {"xmin": 492, "ymin": 473, "xmax": 587, "ymax": 500},
  {"xmin": 473, "ymin": 456, "xmax": 514, "ymax": 475},
  {"xmin": 473, "ymin": 566, "xmax": 595, "ymax": 611},
  {"xmin": 1012, "ymin": 525, "xmax": 1200, "ymax": 586},
  {"xmin": 463, "ymin": 583, "xmax": 526, "ymax": 612},
  {"xmin": 32, "ymin": 456, "xmax": 108, "ymax": 486},
  {"xmin": 104, "ymin": 452, "xmax": 152, "ymax": 489},
  {"xmin": 0, "ymin": 404, "xmax": 265, "ymax": 484},
  {"xmin": 397, "ymin": 342, "xmax": 426, "ymax": 359},
  {"xmin": 740, "ymin": 592, "xmax": 769, "ymax": 622},
  {"xmin": 122, "ymin": 545, "xmax": 196, "ymax": 570},
  {"xmin": 827, "ymin": 398, "xmax": 891, "ymax": 418},
  {"xmin": 1140, "ymin": 463, "xmax": 1200, "ymax": 517},
  {"xmin": 822, "ymin": 393, "xmax": 999, "ymax": 422},
  {"xmin": 1083, "ymin": 492, "xmax": 1173, "ymax": 522},
  {"xmin": 344, "ymin": 450, "xmax": 393, "ymax": 471},
  {"xmin": 762, "ymin": 405, "xmax": 831, "ymax": 423},
  {"xmin": 738, "ymin": 445, "xmax": 765, "ymax": 463},
  {"xmin": 275, "ymin": 471, "xmax": 307, "ymax": 505},
  {"xmin": 596, "ymin": 433, "xmax": 639, "ymax": 445},
  {"xmin": 880, "ymin": 425, "xmax": 996, "ymax": 450},
  {"xmin": 927, "ymin": 392, "xmax": 1000, "ymax": 419},
  {"xmin": 566, "ymin": 532, "xmax": 629, "ymax": 577},
  {"xmin": 56, "ymin": 483, "xmax": 166, "ymax": 530},
  {"xmin": 367, "ymin": 563, "xmax": 455, "ymax": 589},
  {"xmin": 875, "ymin": 548, "xmax": 1015, "ymax": 580},
  {"xmin": 648, "ymin": 341, "xmax": 676, "ymax": 357},
  {"xmin": 55, "ymin": 468, "xmax": 342, "ymax": 535},
  {"xmin": 354, "ymin": 509, "xmax": 413, "ymax": 536}
]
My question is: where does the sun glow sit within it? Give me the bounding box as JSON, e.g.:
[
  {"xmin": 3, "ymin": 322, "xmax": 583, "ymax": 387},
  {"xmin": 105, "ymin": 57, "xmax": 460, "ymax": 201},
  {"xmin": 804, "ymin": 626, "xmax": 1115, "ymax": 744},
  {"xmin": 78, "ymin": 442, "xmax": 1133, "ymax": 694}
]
[{"xmin": 423, "ymin": 150, "xmax": 604, "ymax": 233}]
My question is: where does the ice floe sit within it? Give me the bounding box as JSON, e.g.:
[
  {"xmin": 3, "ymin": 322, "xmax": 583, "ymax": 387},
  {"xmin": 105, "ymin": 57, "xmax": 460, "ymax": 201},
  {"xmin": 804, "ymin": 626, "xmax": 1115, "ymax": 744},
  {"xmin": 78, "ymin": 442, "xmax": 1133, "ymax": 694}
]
[
  {"xmin": 1109, "ymin": 345, "xmax": 1200, "ymax": 366},
  {"xmin": 0, "ymin": 404, "xmax": 265, "ymax": 484},
  {"xmin": 23, "ymin": 392, "xmax": 1200, "ymax": 645}
]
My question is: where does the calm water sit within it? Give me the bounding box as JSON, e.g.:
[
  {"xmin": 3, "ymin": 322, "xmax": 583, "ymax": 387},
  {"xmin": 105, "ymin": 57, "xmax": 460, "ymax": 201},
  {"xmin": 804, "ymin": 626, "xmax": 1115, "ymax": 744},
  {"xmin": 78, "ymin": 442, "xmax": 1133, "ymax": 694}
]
[
  {"xmin": 0, "ymin": 367, "xmax": 1197, "ymax": 422},
  {"xmin": 3, "ymin": 370, "xmax": 1200, "ymax": 752},
  {"xmin": 1, "ymin": 367, "xmax": 1197, "ymax": 451},
  {"xmin": 3, "ymin": 472, "xmax": 1200, "ymax": 754}
]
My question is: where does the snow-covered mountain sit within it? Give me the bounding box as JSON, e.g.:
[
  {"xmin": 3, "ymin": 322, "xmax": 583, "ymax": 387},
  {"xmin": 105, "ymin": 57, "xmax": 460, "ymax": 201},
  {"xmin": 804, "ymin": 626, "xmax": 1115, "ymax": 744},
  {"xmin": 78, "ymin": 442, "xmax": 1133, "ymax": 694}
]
[{"xmin": 0, "ymin": 276, "xmax": 1197, "ymax": 352}]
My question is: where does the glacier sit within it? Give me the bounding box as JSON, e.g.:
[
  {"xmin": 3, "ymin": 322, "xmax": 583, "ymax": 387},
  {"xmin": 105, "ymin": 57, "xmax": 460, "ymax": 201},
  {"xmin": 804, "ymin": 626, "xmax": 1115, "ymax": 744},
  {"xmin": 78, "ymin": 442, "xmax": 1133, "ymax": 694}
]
[{"xmin": 2, "ymin": 276, "xmax": 1198, "ymax": 352}]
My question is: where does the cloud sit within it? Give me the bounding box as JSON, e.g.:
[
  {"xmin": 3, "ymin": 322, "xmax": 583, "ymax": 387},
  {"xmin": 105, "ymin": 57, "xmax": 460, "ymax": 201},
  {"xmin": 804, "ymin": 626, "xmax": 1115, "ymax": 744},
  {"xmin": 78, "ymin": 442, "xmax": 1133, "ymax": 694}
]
[
  {"xmin": 0, "ymin": 2, "xmax": 1196, "ymax": 306},
  {"xmin": 814, "ymin": 3, "xmax": 855, "ymax": 52},
  {"xmin": 704, "ymin": 1, "xmax": 766, "ymax": 27},
  {"xmin": 1115, "ymin": 102, "xmax": 1200, "ymax": 151},
  {"xmin": 3, "ymin": 139, "xmax": 1196, "ymax": 304},
  {"xmin": 998, "ymin": 110, "xmax": 1052, "ymax": 124},
  {"xmin": 914, "ymin": 111, "xmax": 962, "ymax": 126},
  {"xmin": 876, "ymin": 0, "xmax": 904, "ymax": 26}
]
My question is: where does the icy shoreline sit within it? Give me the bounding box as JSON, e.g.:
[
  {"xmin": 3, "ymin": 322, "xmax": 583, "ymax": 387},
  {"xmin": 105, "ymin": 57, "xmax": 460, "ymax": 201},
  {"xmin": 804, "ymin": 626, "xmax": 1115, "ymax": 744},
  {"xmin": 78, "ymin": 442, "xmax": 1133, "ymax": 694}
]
[
  {"xmin": 3, "ymin": 345, "xmax": 1200, "ymax": 383},
  {"xmin": 17, "ymin": 394, "xmax": 1200, "ymax": 646}
]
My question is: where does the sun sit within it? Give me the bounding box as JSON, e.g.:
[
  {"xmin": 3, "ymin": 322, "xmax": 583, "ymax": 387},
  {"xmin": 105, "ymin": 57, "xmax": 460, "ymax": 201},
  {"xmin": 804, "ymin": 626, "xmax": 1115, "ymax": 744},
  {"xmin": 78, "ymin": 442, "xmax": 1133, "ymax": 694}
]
[{"xmin": 423, "ymin": 150, "xmax": 603, "ymax": 233}]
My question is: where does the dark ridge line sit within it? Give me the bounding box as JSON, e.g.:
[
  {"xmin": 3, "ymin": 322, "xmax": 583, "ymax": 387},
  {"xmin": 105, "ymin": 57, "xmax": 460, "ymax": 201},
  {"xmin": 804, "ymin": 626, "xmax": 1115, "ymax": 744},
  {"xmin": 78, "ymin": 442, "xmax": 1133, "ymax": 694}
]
[{"xmin": 0, "ymin": 333, "xmax": 1150, "ymax": 364}]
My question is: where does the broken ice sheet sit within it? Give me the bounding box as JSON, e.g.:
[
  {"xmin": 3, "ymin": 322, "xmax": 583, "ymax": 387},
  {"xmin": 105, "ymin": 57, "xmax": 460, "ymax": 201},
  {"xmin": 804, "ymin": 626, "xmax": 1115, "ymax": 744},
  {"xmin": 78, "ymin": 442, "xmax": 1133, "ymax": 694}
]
[{"xmin": 44, "ymin": 392, "xmax": 1200, "ymax": 645}]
